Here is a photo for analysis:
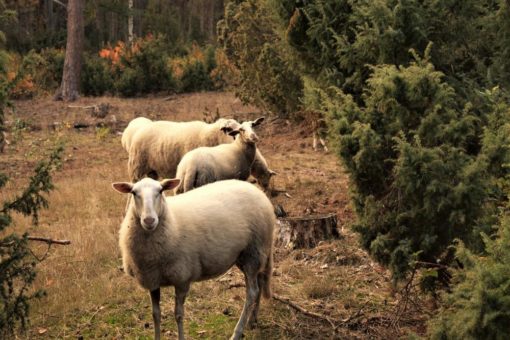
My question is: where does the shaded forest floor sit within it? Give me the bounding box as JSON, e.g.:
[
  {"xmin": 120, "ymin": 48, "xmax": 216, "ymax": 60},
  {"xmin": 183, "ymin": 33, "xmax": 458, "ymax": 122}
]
[{"xmin": 1, "ymin": 93, "xmax": 431, "ymax": 339}]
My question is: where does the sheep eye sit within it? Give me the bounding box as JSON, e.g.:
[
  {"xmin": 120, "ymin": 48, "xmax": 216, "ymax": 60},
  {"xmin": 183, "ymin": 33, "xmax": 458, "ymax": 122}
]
[{"xmin": 131, "ymin": 191, "xmax": 137, "ymax": 197}]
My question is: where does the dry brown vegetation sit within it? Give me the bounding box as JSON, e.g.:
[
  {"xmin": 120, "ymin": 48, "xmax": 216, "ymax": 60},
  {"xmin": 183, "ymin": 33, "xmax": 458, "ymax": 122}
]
[{"xmin": 1, "ymin": 92, "xmax": 429, "ymax": 339}]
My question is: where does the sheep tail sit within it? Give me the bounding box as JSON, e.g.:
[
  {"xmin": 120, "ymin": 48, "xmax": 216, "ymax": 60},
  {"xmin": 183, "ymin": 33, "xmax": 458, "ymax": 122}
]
[
  {"xmin": 182, "ymin": 167, "xmax": 197, "ymax": 192},
  {"xmin": 128, "ymin": 146, "xmax": 147, "ymax": 181},
  {"xmin": 260, "ymin": 246, "xmax": 273, "ymax": 299},
  {"xmin": 195, "ymin": 166, "xmax": 215, "ymax": 188}
]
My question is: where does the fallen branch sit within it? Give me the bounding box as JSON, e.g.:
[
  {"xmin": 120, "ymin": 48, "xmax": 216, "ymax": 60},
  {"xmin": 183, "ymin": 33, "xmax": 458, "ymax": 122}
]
[
  {"xmin": 272, "ymin": 293, "xmax": 336, "ymax": 329},
  {"xmin": 68, "ymin": 105, "xmax": 95, "ymax": 110},
  {"xmin": 27, "ymin": 236, "xmax": 71, "ymax": 245},
  {"xmin": 27, "ymin": 236, "xmax": 71, "ymax": 262},
  {"xmin": 162, "ymin": 95, "xmax": 178, "ymax": 101},
  {"xmin": 227, "ymin": 282, "xmax": 245, "ymax": 290},
  {"xmin": 225, "ymin": 283, "xmax": 365, "ymax": 330},
  {"xmin": 1, "ymin": 236, "xmax": 71, "ymax": 247}
]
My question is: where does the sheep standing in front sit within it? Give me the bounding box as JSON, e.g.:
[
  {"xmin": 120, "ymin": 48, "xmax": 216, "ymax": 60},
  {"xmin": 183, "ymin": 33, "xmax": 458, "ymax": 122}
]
[
  {"xmin": 128, "ymin": 118, "xmax": 240, "ymax": 180},
  {"xmin": 121, "ymin": 117, "xmax": 152, "ymax": 152},
  {"xmin": 175, "ymin": 117, "xmax": 264, "ymax": 193},
  {"xmin": 112, "ymin": 178, "xmax": 275, "ymax": 340}
]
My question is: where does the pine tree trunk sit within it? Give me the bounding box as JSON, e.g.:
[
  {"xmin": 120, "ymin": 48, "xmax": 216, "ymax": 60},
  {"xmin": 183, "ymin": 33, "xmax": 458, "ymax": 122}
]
[
  {"xmin": 128, "ymin": 0, "xmax": 134, "ymax": 43},
  {"xmin": 276, "ymin": 213, "xmax": 340, "ymax": 249},
  {"xmin": 54, "ymin": 0, "xmax": 84, "ymax": 102}
]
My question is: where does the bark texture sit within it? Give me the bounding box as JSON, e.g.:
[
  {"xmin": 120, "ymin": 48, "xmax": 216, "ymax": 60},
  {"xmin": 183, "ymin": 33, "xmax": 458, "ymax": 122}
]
[
  {"xmin": 276, "ymin": 213, "xmax": 340, "ymax": 249},
  {"xmin": 54, "ymin": 0, "xmax": 84, "ymax": 102}
]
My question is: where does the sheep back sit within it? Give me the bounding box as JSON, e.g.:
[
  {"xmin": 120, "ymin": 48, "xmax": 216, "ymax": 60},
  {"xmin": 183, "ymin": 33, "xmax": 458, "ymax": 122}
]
[
  {"xmin": 128, "ymin": 120, "xmax": 232, "ymax": 180},
  {"xmin": 121, "ymin": 117, "xmax": 152, "ymax": 152},
  {"xmin": 175, "ymin": 141, "xmax": 255, "ymax": 193}
]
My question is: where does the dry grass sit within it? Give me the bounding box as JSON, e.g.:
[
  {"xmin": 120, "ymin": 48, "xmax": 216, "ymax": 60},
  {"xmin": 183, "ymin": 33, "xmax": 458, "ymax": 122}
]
[{"xmin": 1, "ymin": 93, "xmax": 429, "ymax": 339}]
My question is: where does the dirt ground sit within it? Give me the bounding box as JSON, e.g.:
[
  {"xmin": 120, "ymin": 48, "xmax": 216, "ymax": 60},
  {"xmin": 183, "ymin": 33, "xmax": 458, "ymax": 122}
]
[{"xmin": 1, "ymin": 92, "xmax": 429, "ymax": 339}]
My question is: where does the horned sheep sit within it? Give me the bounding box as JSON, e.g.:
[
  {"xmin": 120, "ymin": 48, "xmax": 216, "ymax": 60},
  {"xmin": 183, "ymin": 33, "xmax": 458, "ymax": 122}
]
[
  {"xmin": 112, "ymin": 178, "xmax": 275, "ymax": 340},
  {"xmin": 175, "ymin": 118, "xmax": 265, "ymax": 193}
]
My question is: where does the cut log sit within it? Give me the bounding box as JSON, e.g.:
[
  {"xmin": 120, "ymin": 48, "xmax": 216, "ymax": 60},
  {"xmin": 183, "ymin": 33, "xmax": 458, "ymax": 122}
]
[
  {"xmin": 276, "ymin": 213, "xmax": 339, "ymax": 249},
  {"xmin": 68, "ymin": 103, "xmax": 111, "ymax": 118}
]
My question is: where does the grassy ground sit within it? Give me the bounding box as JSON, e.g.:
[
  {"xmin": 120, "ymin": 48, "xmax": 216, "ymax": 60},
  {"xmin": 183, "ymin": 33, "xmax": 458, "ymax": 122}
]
[{"xmin": 1, "ymin": 92, "xmax": 429, "ymax": 339}]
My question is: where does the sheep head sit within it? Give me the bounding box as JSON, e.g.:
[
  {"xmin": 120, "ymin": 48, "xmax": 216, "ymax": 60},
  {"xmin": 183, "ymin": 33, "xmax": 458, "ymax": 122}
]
[
  {"xmin": 228, "ymin": 117, "xmax": 265, "ymax": 144},
  {"xmin": 257, "ymin": 169, "xmax": 277, "ymax": 191},
  {"xmin": 217, "ymin": 118, "xmax": 241, "ymax": 134},
  {"xmin": 112, "ymin": 178, "xmax": 180, "ymax": 231}
]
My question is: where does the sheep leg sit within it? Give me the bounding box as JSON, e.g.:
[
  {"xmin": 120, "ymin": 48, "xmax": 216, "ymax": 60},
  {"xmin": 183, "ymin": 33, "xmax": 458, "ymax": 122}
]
[
  {"xmin": 247, "ymin": 274, "xmax": 264, "ymax": 329},
  {"xmin": 230, "ymin": 274, "xmax": 258, "ymax": 340},
  {"xmin": 319, "ymin": 136, "xmax": 328, "ymax": 152},
  {"xmin": 150, "ymin": 288, "xmax": 161, "ymax": 340},
  {"xmin": 174, "ymin": 284, "xmax": 189, "ymax": 340}
]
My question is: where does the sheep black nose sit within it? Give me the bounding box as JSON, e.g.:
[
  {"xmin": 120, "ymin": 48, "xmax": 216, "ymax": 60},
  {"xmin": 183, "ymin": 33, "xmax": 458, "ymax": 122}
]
[{"xmin": 144, "ymin": 217, "xmax": 155, "ymax": 226}]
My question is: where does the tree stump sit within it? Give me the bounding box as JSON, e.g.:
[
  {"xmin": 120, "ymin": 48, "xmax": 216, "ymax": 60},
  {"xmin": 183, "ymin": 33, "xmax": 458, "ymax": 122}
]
[{"xmin": 275, "ymin": 213, "xmax": 340, "ymax": 249}]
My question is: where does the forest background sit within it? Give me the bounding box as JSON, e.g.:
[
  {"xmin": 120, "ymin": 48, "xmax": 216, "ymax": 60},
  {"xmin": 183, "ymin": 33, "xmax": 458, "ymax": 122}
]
[{"xmin": 1, "ymin": 0, "xmax": 510, "ymax": 339}]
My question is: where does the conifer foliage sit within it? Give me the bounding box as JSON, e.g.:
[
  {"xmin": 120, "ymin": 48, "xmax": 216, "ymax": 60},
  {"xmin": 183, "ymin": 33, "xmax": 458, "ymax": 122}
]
[
  {"xmin": 221, "ymin": 3, "xmax": 510, "ymax": 331},
  {"xmin": 428, "ymin": 207, "xmax": 510, "ymax": 339},
  {"xmin": 0, "ymin": 146, "xmax": 63, "ymax": 337},
  {"xmin": 218, "ymin": 0, "xmax": 302, "ymax": 116},
  {"xmin": 322, "ymin": 56, "xmax": 499, "ymax": 281},
  {"xmin": 0, "ymin": 3, "xmax": 63, "ymax": 335},
  {"xmin": 258, "ymin": 0, "xmax": 510, "ymax": 280}
]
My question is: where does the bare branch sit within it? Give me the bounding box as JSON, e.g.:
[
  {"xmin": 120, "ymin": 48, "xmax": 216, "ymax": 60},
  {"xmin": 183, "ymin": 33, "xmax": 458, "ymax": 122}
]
[
  {"xmin": 51, "ymin": 0, "xmax": 67, "ymax": 9},
  {"xmin": 27, "ymin": 236, "xmax": 71, "ymax": 245},
  {"xmin": 272, "ymin": 293, "xmax": 337, "ymax": 329}
]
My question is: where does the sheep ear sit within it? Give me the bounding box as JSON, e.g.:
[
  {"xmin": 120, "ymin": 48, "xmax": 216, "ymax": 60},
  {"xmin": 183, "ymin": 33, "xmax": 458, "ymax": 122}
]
[
  {"xmin": 112, "ymin": 182, "xmax": 133, "ymax": 194},
  {"xmin": 161, "ymin": 179, "xmax": 181, "ymax": 191},
  {"xmin": 228, "ymin": 129, "xmax": 240, "ymax": 137},
  {"xmin": 220, "ymin": 126, "xmax": 233, "ymax": 134},
  {"xmin": 252, "ymin": 117, "xmax": 265, "ymax": 126},
  {"xmin": 269, "ymin": 169, "xmax": 277, "ymax": 176}
]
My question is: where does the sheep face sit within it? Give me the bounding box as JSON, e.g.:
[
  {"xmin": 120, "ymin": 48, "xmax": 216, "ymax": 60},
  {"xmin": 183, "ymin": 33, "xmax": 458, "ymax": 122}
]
[
  {"xmin": 228, "ymin": 117, "xmax": 265, "ymax": 144},
  {"xmin": 257, "ymin": 169, "xmax": 277, "ymax": 190},
  {"xmin": 113, "ymin": 178, "xmax": 180, "ymax": 231}
]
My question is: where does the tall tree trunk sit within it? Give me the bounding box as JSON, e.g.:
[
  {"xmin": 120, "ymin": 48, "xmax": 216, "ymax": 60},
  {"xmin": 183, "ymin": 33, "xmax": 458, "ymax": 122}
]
[
  {"xmin": 46, "ymin": 0, "xmax": 55, "ymax": 33},
  {"xmin": 128, "ymin": 0, "xmax": 134, "ymax": 43},
  {"xmin": 54, "ymin": 0, "xmax": 84, "ymax": 102}
]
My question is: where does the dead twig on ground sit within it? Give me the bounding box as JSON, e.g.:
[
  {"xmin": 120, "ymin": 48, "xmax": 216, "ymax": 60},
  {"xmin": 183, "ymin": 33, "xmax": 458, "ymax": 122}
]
[
  {"xmin": 1, "ymin": 236, "xmax": 71, "ymax": 248},
  {"xmin": 68, "ymin": 103, "xmax": 111, "ymax": 118},
  {"xmin": 162, "ymin": 95, "xmax": 178, "ymax": 101},
  {"xmin": 227, "ymin": 282, "xmax": 245, "ymax": 289},
  {"xmin": 272, "ymin": 293, "xmax": 336, "ymax": 329},
  {"xmin": 226, "ymin": 283, "xmax": 367, "ymax": 331},
  {"xmin": 86, "ymin": 306, "xmax": 105, "ymax": 326},
  {"xmin": 27, "ymin": 236, "xmax": 71, "ymax": 245},
  {"xmin": 26, "ymin": 236, "xmax": 71, "ymax": 262}
]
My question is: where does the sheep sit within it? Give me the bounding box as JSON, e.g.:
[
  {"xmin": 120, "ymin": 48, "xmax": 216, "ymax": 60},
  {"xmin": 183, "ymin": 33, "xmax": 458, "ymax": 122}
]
[
  {"xmin": 251, "ymin": 148, "xmax": 277, "ymax": 191},
  {"xmin": 121, "ymin": 117, "xmax": 152, "ymax": 152},
  {"xmin": 174, "ymin": 118, "xmax": 264, "ymax": 193},
  {"xmin": 127, "ymin": 118, "xmax": 240, "ymax": 181},
  {"xmin": 112, "ymin": 177, "xmax": 275, "ymax": 340}
]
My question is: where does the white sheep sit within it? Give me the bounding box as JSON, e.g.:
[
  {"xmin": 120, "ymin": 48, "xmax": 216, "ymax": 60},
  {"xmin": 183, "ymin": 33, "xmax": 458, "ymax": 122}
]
[
  {"xmin": 127, "ymin": 118, "xmax": 239, "ymax": 180},
  {"xmin": 251, "ymin": 148, "xmax": 277, "ymax": 191},
  {"xmin": 174, "ymin": 118, "xmax": 264, "ymax": 193},
  {"xmin": 112, "ymin": 178, "xmax": 275, "ymax": 340},
  {"xmin": 121, "ymin": 117, "xmax": 152, "ymax": 152}
]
